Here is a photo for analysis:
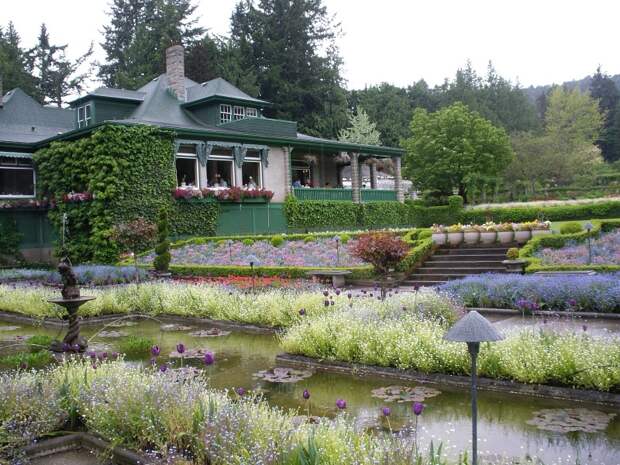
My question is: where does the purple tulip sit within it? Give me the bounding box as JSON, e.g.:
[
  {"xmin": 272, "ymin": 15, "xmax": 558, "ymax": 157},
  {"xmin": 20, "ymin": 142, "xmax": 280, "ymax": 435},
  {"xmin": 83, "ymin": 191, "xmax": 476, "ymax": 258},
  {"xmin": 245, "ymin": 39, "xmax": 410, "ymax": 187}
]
[
  {"xmin": 582, "ymin": 324, "xmax": 588, "ymax": 332},
  {"xmin": 61, "ymin": 342, "xmax": 71, "ymax": 352},
  {"xmin": 19, "ymin": 361, "xmax": 28, "ymax": 370},
  {"xmin": 336, "ymin": 399, "xmax": 347, "ymax": 410},
  {"xmin": 88, "ymin": 351, "xmax": 97, "ymax": 360},
  {"xmin": 91, "ymin": 363, "xmax": 97, "ymax": 370},
  {"xmin": 382, "ymin": 407, "xmax": 391, "ymax": 417},
  {"xmin": 159, "ymin": 364, "xmax": 168, "ymax": 373},
  {"xmin": 347, "ymin": 293, "xmax": 352, "ymax": 299},
  {"xmin": 151, "ymin": 345, "xmax": 161, "ymax": 357},
  {"xmin": 150, "ymin": 357, "xmax": 157, "ymax": 366},
  {"xmin": 236, "ymin": 387, "xmax": 246, "ymax": 396},
  {"xmin": 324, "ymin": 300, "xmax": 330, "ymax": 307},
  {"xmin": 413, "ymin": 402, "xmax": 424, "ymax": 416},
  {"xmin": 176, "ymin": 343, "xmax": 185, "ymax": 354},
  {"xmin": 203, "ymin": 351, "xmax": 215, "ymax": 365},
  {"xmin": 335, "ymin": 289, "xmax": 341, "ymax": 296},
  {"xmin": 72, "ymin": 343, "xmax": 81, "ymax": 352},
  {"xmin": 303, "ymin": 389, "xmax": 310, "ymax": 400},
  {"xmin": 101, "ymin": 352, "xmax": 108, "ymax": 359},
  {"xmin": 111, "ymin": 352, "xmax": 119, "ymax": 360},
  {"xmin": 323, "ymin": 290, "xmax": 329, "ymax": 297},
  {"xmin": 299, "ymin": 308, "xmax": 306, "ymax": 316}
]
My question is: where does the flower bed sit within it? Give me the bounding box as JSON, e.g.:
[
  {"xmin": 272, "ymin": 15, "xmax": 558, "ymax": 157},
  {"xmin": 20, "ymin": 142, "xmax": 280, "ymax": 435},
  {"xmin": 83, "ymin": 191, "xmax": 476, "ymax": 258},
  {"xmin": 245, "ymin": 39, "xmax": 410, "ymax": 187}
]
[
  {"xmin": 535, "ymin": 230, "xmax": 620, "ymax": 265},
  {"xmin": 440, "ymin": 273, "xmax": 620, "ymax": 313},
  {"xmin": 281, "ymin": 301, "xmax": 620, "ymax": 391},
  {"xmin": 431, "ymin": 220, "xmax": 551, "ymax": 245},
  {"xmin": 0, "ymin": 266, "xmax": 147, "ymax": 286},
  {"xmin": 174, "ymin": 186, "xmax": 274, "ymax": 202}
]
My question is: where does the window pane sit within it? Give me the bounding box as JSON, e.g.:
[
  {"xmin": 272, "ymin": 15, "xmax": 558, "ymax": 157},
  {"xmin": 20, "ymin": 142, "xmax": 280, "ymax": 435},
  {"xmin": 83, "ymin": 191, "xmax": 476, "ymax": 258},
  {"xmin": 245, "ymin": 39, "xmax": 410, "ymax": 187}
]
[
  {"xmin": 207, "ymin": 159, "xmax": 234, "ymax": 187},
  {"xmin": 177, "ymin": 144, "xmax": 196, "ymax": 154},
  {"xmin": 85, "ymin": 105, "xmax": 92, "ymax": 118},
  {"xmin": 233, "ymin": 106, "xmax": 245, "ymax": 120},
  {"xmin": 242, "ymin": 162, "xmax": 261, "ymax": 188},
  {"xmin": 220, "ymin": 104, "xmax": 232, "ymax": 124},
  {"xmin": 246, "ymin": 107, "xmax": 257, "ymax": 118},
  {"xmin": 0, "ymin": 168, "xmax": 35, "ymax": 196},
  {"xmin": 78, "ymin": 107, "xmax": 85, "ymax": 121},
  {"xmin": 176, "ymin": 158, "xmax": 198, "ymax": 187}
]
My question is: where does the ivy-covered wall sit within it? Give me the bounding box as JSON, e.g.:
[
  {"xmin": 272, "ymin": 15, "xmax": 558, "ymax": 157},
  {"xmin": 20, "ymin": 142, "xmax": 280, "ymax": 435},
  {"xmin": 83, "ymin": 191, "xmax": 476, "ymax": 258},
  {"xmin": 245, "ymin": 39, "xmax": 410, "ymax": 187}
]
[{"xmin": 34, "ymin": 124, "xmax": 219, "ymax": 263}]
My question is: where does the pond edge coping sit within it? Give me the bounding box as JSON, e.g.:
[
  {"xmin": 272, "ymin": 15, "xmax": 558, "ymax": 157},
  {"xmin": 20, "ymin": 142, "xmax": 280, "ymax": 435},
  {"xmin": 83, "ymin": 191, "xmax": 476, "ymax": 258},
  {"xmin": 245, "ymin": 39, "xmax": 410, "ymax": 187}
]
[
  {"xmin": 21, "ymin": 432, "xmax": 149, "ymax": 465},
  {"xmin": 467, "ymin": 307, "xmax": 620, "ymax": 320},
  {"xmin": 275, "ymin": 353, "xmax": 620, "ymax": 407},
  {"xmin": 0, "ymin": 310, "xmax": 278, "ymax": 334}
]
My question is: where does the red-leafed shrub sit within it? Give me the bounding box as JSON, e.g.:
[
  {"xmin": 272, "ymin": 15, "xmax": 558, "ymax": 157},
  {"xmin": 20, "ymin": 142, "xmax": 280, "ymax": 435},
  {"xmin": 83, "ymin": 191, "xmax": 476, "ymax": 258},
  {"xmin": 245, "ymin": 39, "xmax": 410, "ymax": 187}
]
[
  {"xmin": 111, "ymin": 217, "xmax": 157, "ymax": 254},
  {"xmin": 350, "ymin": 232, "xmax": 409, "ymax": 275}
]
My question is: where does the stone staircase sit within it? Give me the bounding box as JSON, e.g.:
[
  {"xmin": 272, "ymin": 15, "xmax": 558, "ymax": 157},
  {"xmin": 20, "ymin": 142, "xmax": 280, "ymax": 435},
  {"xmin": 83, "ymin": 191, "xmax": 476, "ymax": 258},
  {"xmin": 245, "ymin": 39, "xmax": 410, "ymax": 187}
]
[{"xmin": 402, "ymin": 243, "xmax": 515, "ymax": 288}]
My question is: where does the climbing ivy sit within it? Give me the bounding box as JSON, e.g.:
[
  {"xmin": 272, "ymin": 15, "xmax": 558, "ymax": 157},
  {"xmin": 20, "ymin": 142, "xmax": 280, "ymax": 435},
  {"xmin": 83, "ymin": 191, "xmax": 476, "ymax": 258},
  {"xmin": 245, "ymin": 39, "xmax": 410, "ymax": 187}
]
[{"xmin": 34, "ymin": 124, "xmax": 219, "ymax": 263}]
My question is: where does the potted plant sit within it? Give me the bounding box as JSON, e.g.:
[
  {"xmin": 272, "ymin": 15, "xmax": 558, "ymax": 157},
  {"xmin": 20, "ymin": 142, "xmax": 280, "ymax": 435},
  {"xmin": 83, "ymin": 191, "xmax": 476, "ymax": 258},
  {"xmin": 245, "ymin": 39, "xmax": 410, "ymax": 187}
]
[
  {"xmin": 462, "ymin": 224, "xmax": 480, "ymax": 245},
  {"xmin": 496, "ymin": 223, "xmax": 514, "ymax": 244},
  {"xmin": 530, "ymin": 220, "xmax": 552, "ymax": 238},
  {"xmin": 431, "ymin": 224, "xmax": 447, "ymax": 245},
  {"xmin": 479, "ymin": 222, "xmax": 497, "ymax": 244},
  {"xmin": 512, "ymin": 222, "xmax": 531, "ymax": 244},
  {"xmin": 446, "ymin": 223, "xmax": 464, "ymax": 246},
  {"xmin": 502, "ymin": 247, "xmax": 526, "ymax": 273}
]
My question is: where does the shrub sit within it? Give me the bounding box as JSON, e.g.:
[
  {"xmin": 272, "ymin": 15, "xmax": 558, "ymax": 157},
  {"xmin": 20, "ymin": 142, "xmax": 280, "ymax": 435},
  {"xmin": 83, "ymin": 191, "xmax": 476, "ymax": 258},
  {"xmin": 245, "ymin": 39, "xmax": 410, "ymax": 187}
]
[
  {"xmin": 339, "ymin": 233, "xmax": 351, "ymax": 244},
  {"xmin": 0, "ymin": 218, "xmax": 22, "ymax": 263},
  {"xmin": 26, "ymin": 335, "xmax": 54, "ymax": 352},
  {"xmin": 506, "ymin": 248, "xmax": 519, "ymax": 260},
  {"xmin": 447, "ymin": 195, "xmax": 464, "ymax": 209},
  {"xmin": 119, "ymin": 336, "xmax": 156, "ymax": 358},
  {"xmin": 153, "ymin": 209, "xmax": 171, "ymax": 272},
  {"xmin": 270, "ymin": 235, "xmax": 285, "ymax": 247},
  {"xmin": 350, "ymin": 232, "xmax": 409, "ymax": 275},
  {"xmin": 112, "ymin": 217, "xmax": 157, "ymax": 255},
  {"xmin": 242, "ymin": 238, "xmax": 255, "ymax": 246},
  {"xmin": 0, "ymin": 350, "xmax": 54, "ymax": 369},
  {"xmin": 559, "ymin": 222, "xmax": 583, "ymax": 234},
  {"xmin": 303, "ymin": 235, "xmax": 316, "ymax": 243}
]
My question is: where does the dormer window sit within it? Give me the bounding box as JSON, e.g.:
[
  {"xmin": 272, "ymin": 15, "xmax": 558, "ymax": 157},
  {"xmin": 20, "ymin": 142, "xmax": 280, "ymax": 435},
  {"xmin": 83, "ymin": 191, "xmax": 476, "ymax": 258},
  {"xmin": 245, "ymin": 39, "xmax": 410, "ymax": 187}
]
[
  {"xmin": 233, "ymin": 106, "xmax": 245, "ymax": 120},
  {"xmin": 220, "ymin": 104, "xmax": 232, "ymax": 124},
  {"xmin": 77, "ymin": 104, "xmax": 92, "ymax": 128},
  {"xmin": 246, "ymin": 107, "xmax": 258, "ymax": 118}
]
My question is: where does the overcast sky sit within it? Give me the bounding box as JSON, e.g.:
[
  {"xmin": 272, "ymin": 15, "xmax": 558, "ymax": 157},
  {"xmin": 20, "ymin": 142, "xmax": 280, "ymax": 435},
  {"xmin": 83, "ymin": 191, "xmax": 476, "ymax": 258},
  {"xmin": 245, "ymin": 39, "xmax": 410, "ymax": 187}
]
[{"xmin": 4, "ymin": 0, "xmax": 620, "ymax": 92}]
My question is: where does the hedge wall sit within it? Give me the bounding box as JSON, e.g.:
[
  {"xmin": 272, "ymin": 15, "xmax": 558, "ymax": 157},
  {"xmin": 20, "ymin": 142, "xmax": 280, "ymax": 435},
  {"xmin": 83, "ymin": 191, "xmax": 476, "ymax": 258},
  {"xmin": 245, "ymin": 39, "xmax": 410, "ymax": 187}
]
[
  {"xmin": 171, "ymin": 200, "xmax": 219, "ymax": 237},
  {"xmin": 34, "ymin": 125, "xmax": 198, "ymax": 263},
  {"xmin": 169, "ymin": 264, "xmax": 374, "ymax": 280}
]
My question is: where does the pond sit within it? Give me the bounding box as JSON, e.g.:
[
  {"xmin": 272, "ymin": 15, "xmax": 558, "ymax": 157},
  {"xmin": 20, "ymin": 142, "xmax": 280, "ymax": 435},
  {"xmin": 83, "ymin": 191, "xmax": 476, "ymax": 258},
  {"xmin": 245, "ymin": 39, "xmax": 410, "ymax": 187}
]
[{"xmin": 1, "ymin": 318, "xmax": 619, "ymax": 464}]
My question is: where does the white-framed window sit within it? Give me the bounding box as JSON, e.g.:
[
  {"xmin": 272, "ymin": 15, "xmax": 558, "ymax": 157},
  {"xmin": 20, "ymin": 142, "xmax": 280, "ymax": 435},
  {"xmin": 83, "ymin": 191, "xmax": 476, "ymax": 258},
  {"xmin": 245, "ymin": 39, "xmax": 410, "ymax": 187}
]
[
  {"xmin": 175, "ymin": 144, "xmax": 199, "ymax": 188},
  {"xmin": 242, "ymin": 150, "xmax": 262, "ymax": 189},
  {"xmin": 77, "ymin": 104, "xmax": 92, "ymax": 128},
  {"xmin": 220, "ymin": 104, "xmax": 232, "ymax": 124},
  {"xmin": 0, "ymin": 155, "xmax": 35, "ymax": 197},
  {"xmin": 233, "ymin": 106, "xmax": 245, "ymax": 120},
  {"xmin": 246, "ymin": 107, "xmax": 258, "ymax": 118}
]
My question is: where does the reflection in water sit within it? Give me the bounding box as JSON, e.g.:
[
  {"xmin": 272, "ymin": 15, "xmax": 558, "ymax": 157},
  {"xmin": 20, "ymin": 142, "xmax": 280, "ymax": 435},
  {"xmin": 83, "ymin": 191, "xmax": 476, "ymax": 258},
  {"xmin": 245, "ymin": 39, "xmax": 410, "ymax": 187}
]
[{"xmin": 1, "ymin": 319, "xmax": 619, "ymax": 464}]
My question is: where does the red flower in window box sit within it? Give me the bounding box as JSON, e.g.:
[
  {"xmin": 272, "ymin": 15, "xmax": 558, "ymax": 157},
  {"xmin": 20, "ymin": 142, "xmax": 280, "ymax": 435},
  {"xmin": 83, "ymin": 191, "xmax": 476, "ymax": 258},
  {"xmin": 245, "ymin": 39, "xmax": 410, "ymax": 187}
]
[{"xmin": 62, "ymin": 191, "xmax": 93, "ymax": 203}]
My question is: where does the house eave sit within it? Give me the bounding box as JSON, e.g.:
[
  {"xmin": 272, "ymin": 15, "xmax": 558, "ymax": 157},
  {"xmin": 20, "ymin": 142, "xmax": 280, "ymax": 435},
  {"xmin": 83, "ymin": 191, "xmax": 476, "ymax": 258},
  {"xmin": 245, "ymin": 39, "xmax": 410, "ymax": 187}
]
[{"xmin": 182, "ymin": 95, "xmax": 272, "ymax": 110}]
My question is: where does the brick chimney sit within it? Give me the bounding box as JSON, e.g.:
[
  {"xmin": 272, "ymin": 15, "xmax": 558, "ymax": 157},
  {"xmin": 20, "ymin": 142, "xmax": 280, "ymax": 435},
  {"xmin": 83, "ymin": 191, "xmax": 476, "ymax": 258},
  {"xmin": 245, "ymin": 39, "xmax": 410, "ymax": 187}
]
[{"xmin": 166, "ymin": 45, "xmax": 186, "ymax": 101}]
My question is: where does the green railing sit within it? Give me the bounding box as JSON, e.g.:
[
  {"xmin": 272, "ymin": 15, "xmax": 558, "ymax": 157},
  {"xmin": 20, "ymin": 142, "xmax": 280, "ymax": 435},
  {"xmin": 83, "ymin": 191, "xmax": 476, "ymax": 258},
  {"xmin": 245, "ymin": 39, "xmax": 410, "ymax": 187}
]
[
  {"xmin": 293, "ymin": 188, "xmax": 397, "ymax": 202},
  {"xmin": 361, "ymin": 189, "xmax": 397, "ymax": 202}
]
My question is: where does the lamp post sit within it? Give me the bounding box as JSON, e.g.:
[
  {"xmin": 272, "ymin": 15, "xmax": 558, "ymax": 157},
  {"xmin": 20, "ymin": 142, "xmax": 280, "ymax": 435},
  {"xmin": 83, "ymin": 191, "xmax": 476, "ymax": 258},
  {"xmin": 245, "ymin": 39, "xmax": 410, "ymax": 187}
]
[
  {"xmin": 584, "ymin": 222, "xmax": 593, "ymax": 265},
  {"xmin": 227, "ymin": 239, "xmax": 233, "ymax": 264},
  {"xmin": 444, "ymin": 311, "xmax": 504, "ymax": 465},
  {"xmin": 247, "ymin": 255, "xmax": 259, "ymax": 293},
  {"xmin": 334, "ymin": 235, "xmax": 340, "ymax": 267}
]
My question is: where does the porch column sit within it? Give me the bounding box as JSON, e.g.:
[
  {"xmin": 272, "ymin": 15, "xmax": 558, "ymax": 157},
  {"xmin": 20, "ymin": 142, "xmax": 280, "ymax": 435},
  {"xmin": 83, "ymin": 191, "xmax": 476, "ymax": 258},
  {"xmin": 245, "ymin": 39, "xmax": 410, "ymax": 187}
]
[
  {"xmin": 350, "ymin": 152, "xmax": 361, "ymax": 203},
  {"xmin": 369, "ymin": 161, "xmax": 377, "ymax": 189},
  {"xmin": 393, "ymin": 156, "xmax": 404, "ymax": 202},
  {"xmin": 283, "ymin": 146, "xmax": 292, "ymax": 195}
]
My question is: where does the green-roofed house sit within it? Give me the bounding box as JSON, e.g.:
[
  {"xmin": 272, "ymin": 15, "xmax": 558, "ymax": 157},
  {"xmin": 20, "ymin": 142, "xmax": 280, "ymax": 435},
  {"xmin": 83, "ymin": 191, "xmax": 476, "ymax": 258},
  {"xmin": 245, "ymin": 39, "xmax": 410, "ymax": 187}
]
[{"xmin": 0, "ymin": 45, "xmax": 404, "ymax": 261}]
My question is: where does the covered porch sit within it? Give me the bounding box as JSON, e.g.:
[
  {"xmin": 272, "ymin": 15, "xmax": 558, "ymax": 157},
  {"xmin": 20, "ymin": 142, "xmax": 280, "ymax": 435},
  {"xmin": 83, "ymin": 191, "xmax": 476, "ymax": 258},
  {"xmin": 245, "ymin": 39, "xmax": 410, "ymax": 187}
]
[{"xmin": 286, "ymin": 150, "xmax": 405, "ymax": 203}]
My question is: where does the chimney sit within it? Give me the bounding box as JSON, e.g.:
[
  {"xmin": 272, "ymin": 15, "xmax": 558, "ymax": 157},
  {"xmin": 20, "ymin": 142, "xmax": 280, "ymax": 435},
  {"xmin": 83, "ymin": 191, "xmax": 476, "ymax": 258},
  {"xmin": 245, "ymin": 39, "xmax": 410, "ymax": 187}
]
[{"xmin": 166, "ymin": 45, "xmax": 186, "ymax": 101}]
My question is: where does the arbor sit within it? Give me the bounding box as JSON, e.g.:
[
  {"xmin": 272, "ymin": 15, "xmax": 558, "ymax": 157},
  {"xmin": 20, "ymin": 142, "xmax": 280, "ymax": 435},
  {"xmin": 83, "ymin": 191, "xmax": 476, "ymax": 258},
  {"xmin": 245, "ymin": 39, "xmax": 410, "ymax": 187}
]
[
  {"xmin": 338, "ymin": 108, "xmax": 381, "ymax": 146},
  {"xmin": 0, "ymin": 22, "xmax": 39, "ymax": 99},
  {"xmin": 402, "ymin": 103, "xmax": 513, "ymax": 199},
  {"xmin": 27, "ymin": 24, "xmax": 93, "ymax": 107},
  {"xmin": 99, "ymin": 0, "xmax": 204, "ymax": 89},
  {"xmin": 589, "ymin": 67, "xmax": 620, "ymax": 162}
]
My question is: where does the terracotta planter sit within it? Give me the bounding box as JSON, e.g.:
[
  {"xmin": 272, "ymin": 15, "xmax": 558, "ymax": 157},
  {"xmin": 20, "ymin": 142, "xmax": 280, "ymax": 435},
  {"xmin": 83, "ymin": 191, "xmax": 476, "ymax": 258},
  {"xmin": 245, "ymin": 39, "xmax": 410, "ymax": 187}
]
[
  {"xmin": 502, "ymin": 259, "xmax": 527, "ymax": 274},
  {"xmin": 514, "ymin": 230, "xmax": 531, "ymax": 244},
  {"xmin": 497, "ymin": 231, "xmax": 514, "ymax": 244},
  {"xmin": 531, "ymin": 229, "xmax": 552, "ymax": 238},
  {"xmin": 479, "ymin": 231, "xmax": 497, "ymax": 244},
  {"xmin": 431, "ymin": 232, "xmax": 447, "ymax": 245},
  {"xmin": 447, "ymin": 232, "xmax": 464, "ymax": 246},
  {"xmin": 463, "ymin": 231, "xmax": 480, "ymax": 244}
]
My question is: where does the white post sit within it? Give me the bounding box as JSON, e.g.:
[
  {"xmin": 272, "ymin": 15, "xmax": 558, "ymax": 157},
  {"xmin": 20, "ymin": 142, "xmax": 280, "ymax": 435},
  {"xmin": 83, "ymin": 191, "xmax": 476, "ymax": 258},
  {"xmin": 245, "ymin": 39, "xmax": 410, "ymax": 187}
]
[
  {"xmin": 393, "ymin": 156, "xmax": 404, "ymax": 202},
  {"xmin": 351, "ymin": 152, "xmax": 361, "ymax": 203},
  {"xmin": 283, "ymin": 146, "xmax": 292, "ymax": 195}
]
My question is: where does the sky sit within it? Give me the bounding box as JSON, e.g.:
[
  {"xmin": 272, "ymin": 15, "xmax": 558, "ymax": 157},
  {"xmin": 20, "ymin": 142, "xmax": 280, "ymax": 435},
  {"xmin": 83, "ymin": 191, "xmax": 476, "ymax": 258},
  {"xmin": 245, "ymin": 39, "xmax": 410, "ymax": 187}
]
[{"xmin": 3, "ymin": 0, "xmax": 620, "ymax": 92}]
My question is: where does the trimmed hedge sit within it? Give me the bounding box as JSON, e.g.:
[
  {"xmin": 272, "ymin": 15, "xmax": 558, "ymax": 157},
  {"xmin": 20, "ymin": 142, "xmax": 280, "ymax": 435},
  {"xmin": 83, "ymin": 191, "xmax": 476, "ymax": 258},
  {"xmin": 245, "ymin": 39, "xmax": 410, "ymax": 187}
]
[
  {"xmin": 171, "ymin": 199, "xmax": 219, "ymax": 237},
  {"xmin": 520, "ymin": 219, "xmax": 620, "ymax": 273},
  {"xmin": 169, "ymin": 264, "xmax": 374, "ymax": 280},
  {"xmin": 398, "ymin": 228, "xmax": 435, "ymax": 273}
]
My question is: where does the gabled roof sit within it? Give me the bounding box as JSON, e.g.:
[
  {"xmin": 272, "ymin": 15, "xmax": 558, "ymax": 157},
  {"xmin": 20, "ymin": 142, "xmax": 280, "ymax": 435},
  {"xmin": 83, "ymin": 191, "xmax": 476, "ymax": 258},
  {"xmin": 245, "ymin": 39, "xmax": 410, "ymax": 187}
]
[
  {"xmin": 0, "ymin": 89, "xmax": 74, "ymax": 144},
  {"xmin": 69, "ymin": 87, "xmax": 146, "ymax": 106},
  {"xmin": 185, "ymin": 77, "xmax": 270, "ymax": 107}
]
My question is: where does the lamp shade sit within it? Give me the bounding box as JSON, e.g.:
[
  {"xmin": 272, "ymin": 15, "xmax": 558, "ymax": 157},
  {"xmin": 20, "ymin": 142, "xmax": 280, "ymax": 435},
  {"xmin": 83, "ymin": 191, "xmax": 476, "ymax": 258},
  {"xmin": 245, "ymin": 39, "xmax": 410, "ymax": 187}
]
[{"xmin": 444, "ymin": 311, "xmax": 504, "ymax": 343}]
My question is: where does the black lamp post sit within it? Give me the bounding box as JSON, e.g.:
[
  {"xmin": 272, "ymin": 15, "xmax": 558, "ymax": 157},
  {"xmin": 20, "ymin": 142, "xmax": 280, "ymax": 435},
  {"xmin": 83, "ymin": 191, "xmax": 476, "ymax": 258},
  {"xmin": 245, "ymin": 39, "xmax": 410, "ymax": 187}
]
[
  {"xmin": 584, "ymin": 222, "xmax": 593, "ymax": 265},
  {"xmin": 444, "ymin": 311, "xmax": 504, "ymax": 465},
  {"xmin": 247, "ymin": 255, "xmax": 259, "ymax": 293},
  {"xmin": 334, "ymin": 235, "xmax": 341, "ymax": 266}
]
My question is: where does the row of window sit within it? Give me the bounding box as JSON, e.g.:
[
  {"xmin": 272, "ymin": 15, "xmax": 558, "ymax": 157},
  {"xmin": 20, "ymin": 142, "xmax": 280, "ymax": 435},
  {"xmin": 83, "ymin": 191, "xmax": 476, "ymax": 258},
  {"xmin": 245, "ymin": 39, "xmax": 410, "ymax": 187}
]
[
  {"xmin": 0, "ymin": 156, "xmax": 35, "ymax": 197},
  {"xmin": 220, "ymin": 105, "xmax": 258, "ymax": 124},
  {"xmin": 176, "ymin": 152, "xmax": 262, "ymax": 190}
]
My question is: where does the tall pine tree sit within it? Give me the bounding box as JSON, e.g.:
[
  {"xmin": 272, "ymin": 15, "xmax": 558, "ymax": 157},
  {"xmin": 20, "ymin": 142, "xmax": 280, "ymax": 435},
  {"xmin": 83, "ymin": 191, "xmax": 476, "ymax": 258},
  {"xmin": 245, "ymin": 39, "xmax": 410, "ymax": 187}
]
[
  {"xmin": 0, "ymin": 22, "xmax": 39, "ymax": 99},
  {"xmin": 589, "ymin": 66, "xmax": 620, "ymax": 162}
]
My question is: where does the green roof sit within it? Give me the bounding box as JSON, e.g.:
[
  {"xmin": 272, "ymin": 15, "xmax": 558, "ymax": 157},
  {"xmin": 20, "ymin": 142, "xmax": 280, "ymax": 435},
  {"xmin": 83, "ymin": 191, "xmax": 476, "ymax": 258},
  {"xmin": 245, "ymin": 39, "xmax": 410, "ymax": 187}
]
[
  {"xmin": 69, "ymin": 87, "xmax": 146, "ymax": 106},
  {"xmin": 185, "ymin": 78, "xmax": 270, "ymax": 108}
]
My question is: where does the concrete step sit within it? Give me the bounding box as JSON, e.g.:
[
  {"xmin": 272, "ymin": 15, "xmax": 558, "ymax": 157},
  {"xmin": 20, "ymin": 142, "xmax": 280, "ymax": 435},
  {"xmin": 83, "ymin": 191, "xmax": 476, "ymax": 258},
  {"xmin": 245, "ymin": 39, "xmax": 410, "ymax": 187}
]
[
  {"xmin": 435, "ymin": 247, "xmax": 511, "ymax": 256},
  {"xmin": 423, "ymin": 260, "xmax": 505, "ymax": 268},
  {"xmin": 407, "ymin": 273, "xmax": 477, "ymax": 281},
  {"xmin": 401, "ymin": 281, "xmax": 447, "ymax": 288},
  {"xmin": 428, "ymin": 254, "xmax": 507, "ymax": 262},
  {"xmin": 416, "ymin": 266, "xmax": 506, "ymax": 274}
]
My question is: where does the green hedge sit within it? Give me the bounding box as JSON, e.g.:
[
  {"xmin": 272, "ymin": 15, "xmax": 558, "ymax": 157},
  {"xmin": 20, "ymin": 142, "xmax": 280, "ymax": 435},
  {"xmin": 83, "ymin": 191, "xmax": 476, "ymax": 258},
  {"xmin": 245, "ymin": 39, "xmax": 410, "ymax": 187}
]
[
  {"xmin": 171, "ymin": 200, "xmax": 219, "ymax": 237},
  {"xmin": 520, "ymin": 219, "xmax": 620, "ymax": 273},
  {"xmin": 170, "ymin": 264, "xmax": 374, "ymax": 280}
]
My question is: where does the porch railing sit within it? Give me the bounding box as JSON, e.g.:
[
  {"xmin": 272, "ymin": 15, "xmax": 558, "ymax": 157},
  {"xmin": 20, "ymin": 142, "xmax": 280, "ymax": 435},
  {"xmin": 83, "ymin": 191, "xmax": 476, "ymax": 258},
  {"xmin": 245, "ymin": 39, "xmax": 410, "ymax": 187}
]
[{"xmin": 292, "ymin": 188, "xmax": 397, "ymax": 202}]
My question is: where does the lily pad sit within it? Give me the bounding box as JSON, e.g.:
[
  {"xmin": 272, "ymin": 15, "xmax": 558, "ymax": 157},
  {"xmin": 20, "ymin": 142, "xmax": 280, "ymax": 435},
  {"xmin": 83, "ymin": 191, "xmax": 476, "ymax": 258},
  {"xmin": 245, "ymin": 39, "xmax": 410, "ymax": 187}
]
[
  {"xmin": 527, "ymin": 408, "xmax": 616, "ymax": 433},
  {"xmin": 253, "ymin": 367, "xmax": 313, "ymax": 384},
  {"xmin": 0, "ymin": 326, "xmax": 20, "ymax": 331},
  {"xmin": 189, "ymin": 328, "xmax": 231, "ymax": 337},
  {"xmin": 371, "ymin": 385, "xmax": 441, "ymax": 403},
  {"xmin": 108, "ymin": 320, "xmax": 138, "ymax": 328},
  {"xmin": 161, "ymin": 323, "xmax": 194, "ymax": 332},
  {"xmin": 97, "ymin": 330, "xmax": 128, "ymax": 338},
  {"xmin": 169, "ymin": 348, "xmax": 213, "ymax": 359}
]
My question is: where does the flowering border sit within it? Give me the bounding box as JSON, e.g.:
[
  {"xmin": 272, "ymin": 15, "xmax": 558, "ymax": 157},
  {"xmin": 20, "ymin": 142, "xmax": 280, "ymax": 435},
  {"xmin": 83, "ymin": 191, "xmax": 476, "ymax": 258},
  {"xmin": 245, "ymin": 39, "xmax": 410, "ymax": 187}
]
[{"xmin": 173, "ymin": 187, "xmax": 274, "ymax": 202}]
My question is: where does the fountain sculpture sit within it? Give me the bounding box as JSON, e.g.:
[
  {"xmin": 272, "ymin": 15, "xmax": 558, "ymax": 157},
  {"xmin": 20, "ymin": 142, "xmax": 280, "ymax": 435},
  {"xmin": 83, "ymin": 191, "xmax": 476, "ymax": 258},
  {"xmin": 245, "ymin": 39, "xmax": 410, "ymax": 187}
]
[{"xmin": 49, "ymin": 257, "xmax": 95, "ymax": 353}]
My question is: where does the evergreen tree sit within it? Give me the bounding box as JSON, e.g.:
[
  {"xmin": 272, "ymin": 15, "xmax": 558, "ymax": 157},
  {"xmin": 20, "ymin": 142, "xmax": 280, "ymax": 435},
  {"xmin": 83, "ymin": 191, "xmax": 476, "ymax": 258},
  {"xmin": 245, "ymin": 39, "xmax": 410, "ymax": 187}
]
[
  {"xmin": 153, "ymin": 208, "xmax": 171, "ymax": 273},
  {"xmin": 99, "ymin": 0, "xmax": 204, "ymax": 89},
  {"xmin": 0, "ymin": 22, "xmax": 39, "ymax": 99},
  {"xmin": 589, "ymin": 66, "xmax": 620, "ymax": 162},
  {"xmin": 27, "ymin": 24, "xmax": 93, "ymax": 107},
  {"xmin": 338, "ymin": 108, "xmax": 381, "ymax": 146}
]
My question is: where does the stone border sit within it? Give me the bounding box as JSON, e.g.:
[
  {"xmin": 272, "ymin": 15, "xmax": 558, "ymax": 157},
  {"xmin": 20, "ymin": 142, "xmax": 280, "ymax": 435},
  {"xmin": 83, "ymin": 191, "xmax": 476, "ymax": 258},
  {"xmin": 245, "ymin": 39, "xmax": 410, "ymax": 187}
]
[
  {"xmin": 468, "ymin": 307, "xmax": 620, "ymax": 321},
  {"xmin": 21, "ymin": 432, "xmax": 149, "ymax": 465},
  {"xmin": 0, "ymin": 310, "xmax": 277, "ymax": 335},
  {"xmin": 276, "ymin": 353, "xmax": 620, "ymax": 407}
]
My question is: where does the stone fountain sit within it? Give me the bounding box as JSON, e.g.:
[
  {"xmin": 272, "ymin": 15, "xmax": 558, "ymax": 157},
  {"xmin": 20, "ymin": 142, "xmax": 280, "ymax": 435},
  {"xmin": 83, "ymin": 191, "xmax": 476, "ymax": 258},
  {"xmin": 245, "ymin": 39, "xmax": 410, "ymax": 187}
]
[{"xmin": 49, "ymin": 257, "xmax": 95, "ymax": 353}]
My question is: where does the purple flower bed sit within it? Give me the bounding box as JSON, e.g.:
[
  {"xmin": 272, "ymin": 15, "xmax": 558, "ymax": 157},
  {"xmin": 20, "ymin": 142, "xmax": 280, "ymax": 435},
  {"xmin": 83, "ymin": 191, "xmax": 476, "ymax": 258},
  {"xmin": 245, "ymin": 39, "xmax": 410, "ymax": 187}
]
[
  {"xmin": 535, "ymin": 230, "xmax": 620, "ymax": 265},
  {"xmin": 141, "ymin": 238, "xmax": 366, "ymax": 267},
  {"xmin": 440, "ymin": 273, "xmax": 620, "ymax": 313},
  {"xmin": 0, "ymin": 265, "xmax": 147, "ymax": 286}
]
